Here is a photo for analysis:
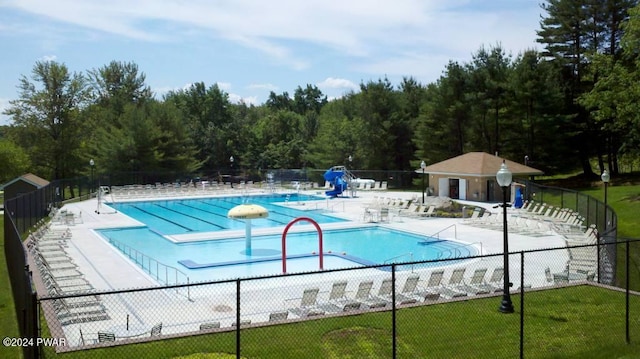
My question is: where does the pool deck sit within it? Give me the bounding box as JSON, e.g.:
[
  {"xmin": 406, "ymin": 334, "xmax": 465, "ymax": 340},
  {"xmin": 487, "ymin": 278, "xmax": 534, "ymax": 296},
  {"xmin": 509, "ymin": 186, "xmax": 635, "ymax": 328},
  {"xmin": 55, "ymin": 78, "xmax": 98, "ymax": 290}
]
[
  {"xmin": 34, "ymin": 188, "xmax": 571, "ymax": 348},
  {"xmin": 50, "ymin": 190, "xmax": 567, "ymax": 290}
]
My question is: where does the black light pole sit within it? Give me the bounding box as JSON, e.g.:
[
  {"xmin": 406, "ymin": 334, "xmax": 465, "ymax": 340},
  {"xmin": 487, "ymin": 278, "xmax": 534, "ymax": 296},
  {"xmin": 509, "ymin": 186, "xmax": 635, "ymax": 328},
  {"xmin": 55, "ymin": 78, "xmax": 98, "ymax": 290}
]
[
  {"xmin": 420, "ymin": 160, "xmax": 426, "ymax": 204},
  {"xmin": 89, "ymin": 159, "xmax": 95, "ymax": 195},
  {"xmin": 496, "ymin": 160, "xmax": 514, "ymax": 313},
  {"xmin": 229, "ymin": 155, "xmax": 234, "ymax": 188}
]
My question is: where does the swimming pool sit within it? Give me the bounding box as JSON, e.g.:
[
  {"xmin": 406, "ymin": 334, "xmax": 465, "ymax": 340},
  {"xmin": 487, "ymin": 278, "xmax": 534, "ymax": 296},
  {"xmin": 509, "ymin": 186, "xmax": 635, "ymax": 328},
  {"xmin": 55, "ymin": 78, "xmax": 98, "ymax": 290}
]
[
  {"xmin": 107, "ymin": 194, "xmax": 344, "ymax": 235},
  {"xmin": 98, "ymin": 226, "xmax": 477, "ymax": 283}
]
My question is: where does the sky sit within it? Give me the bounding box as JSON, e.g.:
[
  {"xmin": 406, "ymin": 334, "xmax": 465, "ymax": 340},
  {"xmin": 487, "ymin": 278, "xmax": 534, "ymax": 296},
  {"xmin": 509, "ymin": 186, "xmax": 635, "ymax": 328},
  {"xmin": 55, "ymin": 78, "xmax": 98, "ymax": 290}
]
[{"xmin": 0, "ymin": 0, "xmax": 545, "ymax": 125}]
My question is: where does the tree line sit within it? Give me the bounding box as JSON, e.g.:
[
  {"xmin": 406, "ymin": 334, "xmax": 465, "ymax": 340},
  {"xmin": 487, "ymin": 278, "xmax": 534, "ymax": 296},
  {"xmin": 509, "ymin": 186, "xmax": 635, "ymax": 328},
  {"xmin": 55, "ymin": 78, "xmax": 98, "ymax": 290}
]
[{"xmin": 2, "ymin": 0, "xmax": 639, "ymax": 185}]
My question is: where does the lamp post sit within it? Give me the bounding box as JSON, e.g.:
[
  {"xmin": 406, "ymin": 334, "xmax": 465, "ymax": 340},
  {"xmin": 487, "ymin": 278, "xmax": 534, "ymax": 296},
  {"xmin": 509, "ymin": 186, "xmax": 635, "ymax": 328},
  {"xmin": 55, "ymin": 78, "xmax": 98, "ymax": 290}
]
[
  {"xmin": 496, "ymin": 160, "xmax": 514, "ymax": 313},
  {"xmin": 601, "ymin": 169, "xmax": 610, "ymax": 206},
  {"xmin": 348, "ymin": 155, "xmax": 353, "ymax": 169},
  {"xmin": 420, "ymin": 160, "xmax": 426, "ymax": 204},
  {"xmin": 89, "ymin": 159, "xmax": 95, "ymax": 195},
  {"xmin": 229, "ymin": 155, "xmax": 234, "ymax": 188}
]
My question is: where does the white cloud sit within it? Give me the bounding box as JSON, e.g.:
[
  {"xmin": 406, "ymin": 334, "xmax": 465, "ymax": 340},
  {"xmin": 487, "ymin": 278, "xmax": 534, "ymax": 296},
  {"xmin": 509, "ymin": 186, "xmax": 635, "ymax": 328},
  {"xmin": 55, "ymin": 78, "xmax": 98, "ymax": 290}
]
[
  {"xmin": 41, "ymin": 55, "xmax": 57, "ymax": 62},
  {"xmin": 3, "ymin": 0, "xmax": 537, "ymax": 73},
  {"xmin": 247, "ymin": 83, "xmax": 278, "ymax": 91},
  {"xmin": 216, "ymin": 82, "xmax": 232, "ymax": 91},
  {"xmin": 228, "ymin": 93, "xmax": 258, "ymax": 105},
  {"xmin": 317, "ymin": 77, "xmax": 358, "ymax": 91}
]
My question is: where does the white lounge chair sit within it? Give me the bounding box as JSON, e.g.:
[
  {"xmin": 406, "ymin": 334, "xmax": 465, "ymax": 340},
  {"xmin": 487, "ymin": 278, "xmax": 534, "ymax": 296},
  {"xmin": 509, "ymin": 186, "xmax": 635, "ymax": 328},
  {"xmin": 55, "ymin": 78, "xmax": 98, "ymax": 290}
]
[{"xmin": 286, "ymin": 288, "xmax": 324, "ymax": 317}]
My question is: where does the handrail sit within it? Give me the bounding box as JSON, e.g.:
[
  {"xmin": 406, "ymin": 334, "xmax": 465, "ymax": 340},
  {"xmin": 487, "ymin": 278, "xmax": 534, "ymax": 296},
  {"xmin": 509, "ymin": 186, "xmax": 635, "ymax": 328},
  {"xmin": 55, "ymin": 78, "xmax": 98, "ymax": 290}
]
[
  {"xmin": 427, "ymin": 224, "xmax": 457, "ymax": 241},
  {"xmin": 437, "ymin": 241, "xmax": 483, "ymax": 259},
  {"xmin": 326, "ymin": 199, "xmax": 345, "ymax": 212},
  {"xmin": 107, "ymin": 238, "xmax": 191, "ymax": 300}
]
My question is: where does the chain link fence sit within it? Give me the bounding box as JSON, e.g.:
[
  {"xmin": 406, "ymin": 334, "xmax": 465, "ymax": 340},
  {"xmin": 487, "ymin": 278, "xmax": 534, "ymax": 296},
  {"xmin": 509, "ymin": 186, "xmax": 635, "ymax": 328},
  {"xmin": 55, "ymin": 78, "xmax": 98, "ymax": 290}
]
[
  {"xmin": 30, "ymin": 242, "xmax": 640, "ymax": 358},
  {"xmin": 3, "ymin": 171, "xmax": 633, "ymax": 358}
]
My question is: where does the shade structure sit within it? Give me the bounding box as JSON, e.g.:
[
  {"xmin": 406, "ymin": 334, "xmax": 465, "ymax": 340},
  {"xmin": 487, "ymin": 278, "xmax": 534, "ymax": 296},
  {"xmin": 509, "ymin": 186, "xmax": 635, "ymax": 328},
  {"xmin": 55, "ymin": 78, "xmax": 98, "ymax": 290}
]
[{"xmin": 228, "ymin": 204, "xmax": 269, "ymax": 255}]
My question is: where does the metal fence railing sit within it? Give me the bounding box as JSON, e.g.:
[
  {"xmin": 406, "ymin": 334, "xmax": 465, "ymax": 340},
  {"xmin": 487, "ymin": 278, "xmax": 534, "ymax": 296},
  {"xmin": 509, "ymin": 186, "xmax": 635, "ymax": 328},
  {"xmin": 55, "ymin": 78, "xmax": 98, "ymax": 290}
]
[
  {"xmin": 31, "ymin": 241, "xmax": 640, "ymax": 358},
  {"xmin": 525, "ymin": 181, "xmax": 618, "ymax": 286},
  {"xmin": 1, "ymin": 172, "xmax": 624, "ymax": 358}
]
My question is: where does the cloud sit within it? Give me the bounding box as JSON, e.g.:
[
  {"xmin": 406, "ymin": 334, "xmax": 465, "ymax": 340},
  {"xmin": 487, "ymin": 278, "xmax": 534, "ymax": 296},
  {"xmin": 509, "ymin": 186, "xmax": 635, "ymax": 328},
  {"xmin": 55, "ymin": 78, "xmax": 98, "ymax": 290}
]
[
  {"xmin": 317, "ymin": 77, "xmax": 358, "ymax": 91},
  {"xmin": 41, "ymin": 55, "xmax": 57, "ymax": 62},
  {"xmin": 228, "ymin": 93, "xmax": 258, "ymax": 105},
  {"xmin": 4, "ymin": 1, "xmax": 532, "ymax": 72},
  {"xmin": 247, "ymin": 83, "xmax": 278, "ymax": 91},
  {"xmin": 216, "ymin": 82, "xmax": 232, "ymax": 91}
]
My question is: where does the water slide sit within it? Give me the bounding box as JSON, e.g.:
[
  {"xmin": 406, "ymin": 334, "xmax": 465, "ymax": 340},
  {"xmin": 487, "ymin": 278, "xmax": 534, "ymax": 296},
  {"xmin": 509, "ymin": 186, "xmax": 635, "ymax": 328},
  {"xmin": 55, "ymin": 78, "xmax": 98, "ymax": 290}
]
[{"xmin": 324, "ymin": 167, "xmax": 348, "ymax": 197}]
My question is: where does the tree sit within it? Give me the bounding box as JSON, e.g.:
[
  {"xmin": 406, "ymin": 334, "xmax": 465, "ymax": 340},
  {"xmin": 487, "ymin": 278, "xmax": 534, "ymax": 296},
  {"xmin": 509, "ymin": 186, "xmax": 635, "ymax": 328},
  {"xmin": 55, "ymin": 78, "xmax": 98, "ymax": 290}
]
[
  {"xmin": 4, "ymin": 61, "xmax": 91, "ymax": 180},
  {"xmin": 580, "ymin": 3, "xmax": 640, "ymax": 172},
  {"xmin": 415, "ymin": 61, "xmax": 472, "ymax": 164},
  {"xmin": 0, "ymin": 139, "xmax": 31, "ymax": 183},
  {"xmin": 165, "ymin": 83, "xmax": 235, "ymax": 170},
  {"xmin": 537, "ymin": 0, "xmax": 637, "ymax": 175},
  {"xmin": 466, "ymin": 45, "xmax": 511, "ymax": 155},
  {"xmin": 88, "ymin": 61, "xmax": 152, "ymax": 116},
  {"xmin": 509, "ymin": 50, "xmax": 569, "ymax": 172}
]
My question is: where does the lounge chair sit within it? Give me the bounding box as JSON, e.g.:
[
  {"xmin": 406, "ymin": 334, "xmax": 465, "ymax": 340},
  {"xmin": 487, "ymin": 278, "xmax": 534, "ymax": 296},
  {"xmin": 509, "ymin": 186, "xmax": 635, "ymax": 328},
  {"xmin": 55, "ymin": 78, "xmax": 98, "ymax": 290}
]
[
  {"xmin": 457, "ymin": 268, "xmax": 490, "ymax": 295},
  {"xmin": 317, "ymin": 281, "xmax": 350, "ymax": 312},
  {"xmin": 409, "ymin": 270, "xmax": 441, "ymax": 301},
  {"xmin": 472, "ymin": 267, "xmax": 504, "ymax": 293},
  {"xmin": 150, "ymin": 323, "xmax": 162, "ymax": 336},
  {"xmin": 350, "ymin": 274, "xmax": 419, "ymax": 305},
  {"xmin": 231, "ymin": 319, "xmax": 251, "ymax": 327},
  {"xmin": 286, "ymin": 288, "xmax": 324, "ymax": 317},
  {"xmin": 268, "ymin": 311, "xmax": 289, "ymax": 322},
  {"xmin": 199, "ymin": 322, "xmax": 221, "ymax": 331},
  {"xmin": 436, "ymin": 268, "xmax": 468, "ymax": 299},
  {"xmin": 327, "ymin": 280, "xmax": 348, "ymax": 302},
  {"xmin": 98, "ymin": 332, "xmax": 115, "ymax": 343},
  {"xmin": 345, "ymin": 280, "xmax": 375, "ymax": 307},
  {"xmin": 419, "ymin": 205, "xmax": 436, "ymax": 217},
  {"xmin": 360, "ymin": 278, "xmax": 393, "ymax": 308}
]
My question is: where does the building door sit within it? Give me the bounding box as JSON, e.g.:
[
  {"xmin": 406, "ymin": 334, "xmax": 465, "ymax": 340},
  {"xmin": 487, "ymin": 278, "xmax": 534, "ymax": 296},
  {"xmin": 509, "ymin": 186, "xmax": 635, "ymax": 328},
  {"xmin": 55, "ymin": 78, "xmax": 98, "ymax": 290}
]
[
  {"xmin": 487, "ymin": 180, "xmax": 495, "ymax": 202},
  {"xmin": 459, "ymin": 179, "xmax": 467, "ymax": 200},
  {"xmin": 449, "ymin": 178, "xmax": 459, "ymax": 199}
]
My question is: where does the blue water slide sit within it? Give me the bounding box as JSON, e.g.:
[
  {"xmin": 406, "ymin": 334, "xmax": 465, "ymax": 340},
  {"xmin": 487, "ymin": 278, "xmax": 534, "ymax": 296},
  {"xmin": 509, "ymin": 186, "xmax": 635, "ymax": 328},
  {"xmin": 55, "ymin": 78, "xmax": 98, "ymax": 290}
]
[{"xmin": 324, "ymin": 168, "xmax": 347, "ymax": 197}]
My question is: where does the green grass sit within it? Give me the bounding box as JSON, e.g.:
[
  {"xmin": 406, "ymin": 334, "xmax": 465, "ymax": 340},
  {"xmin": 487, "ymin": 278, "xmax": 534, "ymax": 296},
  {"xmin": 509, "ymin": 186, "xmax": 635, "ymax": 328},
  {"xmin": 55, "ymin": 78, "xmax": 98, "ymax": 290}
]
[
  {"xmin": 37, "ymin": 287, "xmax": 640, "ymax": 358},
  {"xmin": 4, "ymin": 184, "xmax": 640, "ymax": 358}
]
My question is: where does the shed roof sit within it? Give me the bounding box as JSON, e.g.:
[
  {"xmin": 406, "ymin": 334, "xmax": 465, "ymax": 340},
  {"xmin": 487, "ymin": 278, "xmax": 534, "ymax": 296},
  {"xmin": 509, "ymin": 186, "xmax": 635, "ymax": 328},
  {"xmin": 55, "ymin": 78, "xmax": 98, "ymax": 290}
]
[
  {"xmin": 3, "ymin": 173, "xmax": 50, "ymax": 189},
  {"xmin": 416, "ymin": 152, "xmax": 543, "ymax": 177}
]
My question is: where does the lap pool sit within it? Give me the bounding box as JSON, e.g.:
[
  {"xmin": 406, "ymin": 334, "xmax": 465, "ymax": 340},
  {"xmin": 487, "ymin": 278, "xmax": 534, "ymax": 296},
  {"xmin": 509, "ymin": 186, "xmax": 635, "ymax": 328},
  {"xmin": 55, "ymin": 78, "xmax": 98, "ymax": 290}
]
[{"xmin": 107, "ymin": 193, "xmax": 344, "ymax": 235}]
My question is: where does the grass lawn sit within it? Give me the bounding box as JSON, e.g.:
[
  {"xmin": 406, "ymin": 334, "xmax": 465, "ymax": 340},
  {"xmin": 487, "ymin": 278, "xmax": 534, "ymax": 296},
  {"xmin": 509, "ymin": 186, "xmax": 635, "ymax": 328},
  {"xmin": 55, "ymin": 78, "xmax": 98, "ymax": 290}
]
[
  {"xmin": 3, "ymin": 183, "xmax": 640, "ymax": 358},
  {"xmin": 38, "ymin": 286, "xmax": 640, "ymax": 358}
]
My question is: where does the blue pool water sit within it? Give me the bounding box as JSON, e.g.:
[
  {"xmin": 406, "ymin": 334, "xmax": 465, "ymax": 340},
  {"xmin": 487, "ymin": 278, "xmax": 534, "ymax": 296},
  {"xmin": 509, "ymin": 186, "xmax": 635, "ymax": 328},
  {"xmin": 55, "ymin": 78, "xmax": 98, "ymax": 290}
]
[
  {"xmin": 107, "ymin": 194, "xmax": 344, "ymax": 235},
  {"xmin": 98, "ymin": 225, "xmax": 477, "ymax": 283}
]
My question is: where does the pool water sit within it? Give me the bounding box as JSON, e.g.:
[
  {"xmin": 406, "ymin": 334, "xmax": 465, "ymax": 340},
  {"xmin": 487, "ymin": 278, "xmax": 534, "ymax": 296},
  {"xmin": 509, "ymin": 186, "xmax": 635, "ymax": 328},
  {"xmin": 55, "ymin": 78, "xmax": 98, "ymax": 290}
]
[
  {"xmin": 98, "ymin": 226, "xmax": 477, "ymax": 283},
  {"xmin": 107, "ymin": 194, "xmax": 343, "ymax": 235}
]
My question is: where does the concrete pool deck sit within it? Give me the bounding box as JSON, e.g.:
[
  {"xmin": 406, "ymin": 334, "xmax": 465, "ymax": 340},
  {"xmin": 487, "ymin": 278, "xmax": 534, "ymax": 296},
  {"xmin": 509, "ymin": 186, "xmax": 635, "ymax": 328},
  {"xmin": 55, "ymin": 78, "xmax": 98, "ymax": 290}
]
[
  {"xmin": 49, "ymin": 190, "xmax": 567, "ymax": 290},
  {"xmin": 33, "ymin": 188, "xmax": 573, "ymax": 349}
]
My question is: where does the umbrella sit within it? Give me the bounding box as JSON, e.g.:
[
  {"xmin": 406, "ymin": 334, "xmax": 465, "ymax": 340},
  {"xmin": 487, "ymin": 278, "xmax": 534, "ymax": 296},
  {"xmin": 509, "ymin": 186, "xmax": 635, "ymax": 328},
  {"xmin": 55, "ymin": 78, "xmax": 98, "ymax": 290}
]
[{"xmin": 228, "ymin": 204, "xmax": 269, "ymax": 255}]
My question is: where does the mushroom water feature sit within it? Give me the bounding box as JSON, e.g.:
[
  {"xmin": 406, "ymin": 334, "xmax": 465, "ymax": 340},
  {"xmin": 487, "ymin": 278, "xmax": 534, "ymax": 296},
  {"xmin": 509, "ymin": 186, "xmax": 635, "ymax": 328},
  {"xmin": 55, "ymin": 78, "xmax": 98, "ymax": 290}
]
[{"xmin": 228, "ymin": 204, "xmax": 269, "ymax": 255}]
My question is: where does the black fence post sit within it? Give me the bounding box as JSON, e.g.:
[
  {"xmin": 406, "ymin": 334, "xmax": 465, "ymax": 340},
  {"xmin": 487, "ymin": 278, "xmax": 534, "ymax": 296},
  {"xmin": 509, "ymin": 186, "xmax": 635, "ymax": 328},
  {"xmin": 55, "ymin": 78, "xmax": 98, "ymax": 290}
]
[
  {"xmin": 392, "ymin": 264, "xmax": 397, "ymax": 359},
  {"xmin": 520, "ymin": 252, "xmax": 525, "ymax": 359},
  {"xmin": 236, "ymin": 279, "xmax": 241, "ymax": 359},
  {"xmin": 626, "ymin": 240, "xmax": 630, "ymax": 344}
]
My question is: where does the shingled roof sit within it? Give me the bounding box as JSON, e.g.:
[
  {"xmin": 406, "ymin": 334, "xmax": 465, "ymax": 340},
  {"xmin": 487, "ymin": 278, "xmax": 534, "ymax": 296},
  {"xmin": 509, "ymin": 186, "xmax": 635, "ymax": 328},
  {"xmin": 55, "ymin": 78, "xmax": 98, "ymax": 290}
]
[
  {"xmin": 416, "ymin": 152, "xmax": 543, "ymax": 177},
  {"xmin": 2, "ymin": 173, "xmax": 50, "ymax": 189}
]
